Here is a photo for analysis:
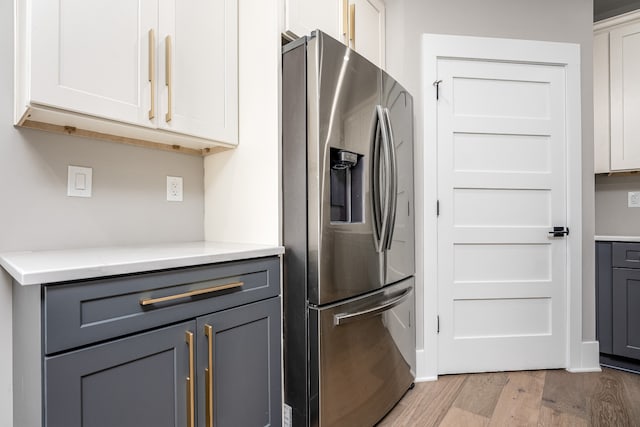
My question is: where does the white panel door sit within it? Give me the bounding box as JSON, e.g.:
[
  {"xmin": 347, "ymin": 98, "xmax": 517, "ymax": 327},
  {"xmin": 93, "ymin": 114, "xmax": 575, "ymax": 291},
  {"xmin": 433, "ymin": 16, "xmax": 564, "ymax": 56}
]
[
  {"xmin": 159, "ymin": 0, "xmax": 238, "ymax": 144},
  {"xmin": 437, "ymin": 59, "xmax": 567, "ymax": 374},
  {"xmin": 30, "ymin": 0, "xmax": 157, "ymax": 127}
]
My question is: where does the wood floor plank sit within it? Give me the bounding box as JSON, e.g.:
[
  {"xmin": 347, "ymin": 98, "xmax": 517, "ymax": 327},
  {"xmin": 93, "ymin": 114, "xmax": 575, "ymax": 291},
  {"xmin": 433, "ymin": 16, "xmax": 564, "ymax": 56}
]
[
  {"xmin": 439, "ymin": 406, "xmax": 490, "ymax": 427},
  {"xmin": 541, "ymin": 369, "xmax": 588, "ymax": 421},
  {"xmin": 377, "ymin": 368, "xmax": 640, "ymax": 427},
  {"xmin": 537, "ymin": 405, "xmax": 588, "ymax": 427},
  {"xmin": 617, "ymin": 367, "xmax": 640, "ymax": 423},
  {"xmin": 452, "ymin": 372, "xmax": 509, "ymax": 418},
  {"xmin": 587, "ymin": 369, "xmax": 632, "ymax": 427},
  {"xmin": 377, "ymin": 375, "xmax": 466, "ymax": 427},
  {"xmin": 488, "ymin": 371, "xmax": 546, "ymax": 426}
]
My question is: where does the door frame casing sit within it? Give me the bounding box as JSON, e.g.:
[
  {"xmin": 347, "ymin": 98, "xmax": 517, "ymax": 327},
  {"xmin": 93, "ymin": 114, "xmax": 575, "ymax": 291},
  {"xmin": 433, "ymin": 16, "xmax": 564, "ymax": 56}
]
[{"xmin": 420, "ymin": 34, "xmax": 586, "ymax": 379}]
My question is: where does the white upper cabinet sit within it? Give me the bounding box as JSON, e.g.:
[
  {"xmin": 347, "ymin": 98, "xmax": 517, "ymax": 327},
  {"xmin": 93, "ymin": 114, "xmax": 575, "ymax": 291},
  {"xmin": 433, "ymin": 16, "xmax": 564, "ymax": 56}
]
[
  {"xmin": 284, "ymin": 0, "xmax": 385, "ymax": 68},
  {"xmin": 15, "ymin": 0, "xmax": 238, "ymax": 153},
  {"xmin": 28, "ymin": 0, "xmax": 156, "ymax": 127},
  {"xmin": 285, "ymin": 0, "xmax": 341, "ymax": 41},
  {"xmin": 343, "ymin": 0, "xmax": 385, "ymax": 68},
  {"xmin": 593, "ymin": 30, "xmax": 610, "ymax": 173},
  {"xmin": 610, "ymin": 21, "xmax": 640, "ymax": 171},
  {"xmin": 594, "ymin": 11, "xmax": 640, "ymax": 172},
  {"xmin": 158, "ymin": 0, "xmax": 238, "ymax": 143}
]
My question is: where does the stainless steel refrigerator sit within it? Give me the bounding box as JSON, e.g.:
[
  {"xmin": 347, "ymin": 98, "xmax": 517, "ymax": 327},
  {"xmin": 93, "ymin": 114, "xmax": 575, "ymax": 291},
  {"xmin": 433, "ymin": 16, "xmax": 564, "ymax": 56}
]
[{"xmin": 282, "ymin": 30, "xmax": 415, "ymax": 427}]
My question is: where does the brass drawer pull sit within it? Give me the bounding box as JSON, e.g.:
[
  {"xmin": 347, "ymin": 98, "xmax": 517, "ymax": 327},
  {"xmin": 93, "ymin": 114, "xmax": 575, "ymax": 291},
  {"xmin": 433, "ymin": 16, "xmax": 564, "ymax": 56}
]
[
  {"xmin": 186, "ymin": 331, "xmax": 195, "ymax": 427},
  {"xmin": 205, "ymin": 324, "xmax": 214, "ymax": 427},
  {"xmin": 165, "ymin": 34, "xmax": 173, "ymax": 122},
  {"xmin": 148, "ymin": 28, "xmax": 156, "ymax": 120},
  {"xmin": 139, "ymin": 281, "xmax": 244, "ymax": 306},
  {"xmin": 349, "ymin": 4, "xmax": 355, "ymax": 48}
]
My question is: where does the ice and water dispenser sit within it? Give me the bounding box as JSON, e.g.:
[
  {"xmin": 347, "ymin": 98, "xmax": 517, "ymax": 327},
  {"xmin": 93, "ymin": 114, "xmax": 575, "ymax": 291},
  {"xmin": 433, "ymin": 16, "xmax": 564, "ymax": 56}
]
[{"xmin": 330, "ymin": 148, "xmax": 364, "ymax": 223}]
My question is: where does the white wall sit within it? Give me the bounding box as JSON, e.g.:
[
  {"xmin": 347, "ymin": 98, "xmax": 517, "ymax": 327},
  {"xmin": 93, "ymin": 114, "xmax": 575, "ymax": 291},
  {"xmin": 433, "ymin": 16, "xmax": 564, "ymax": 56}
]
[
  {"xmin": 203, "ymin": 0, "xmax": 281, "ymax": 246},
  {"xmin": 595, "ymin": 174, "xmax": 640, "ymax": 235},
  {"xmin": 1, "ymin": 2, "xmax": 206, "ymax": 426},
  {"xmin": 384, "ymin": 0, "xmax": 595, "ymax": 376}
]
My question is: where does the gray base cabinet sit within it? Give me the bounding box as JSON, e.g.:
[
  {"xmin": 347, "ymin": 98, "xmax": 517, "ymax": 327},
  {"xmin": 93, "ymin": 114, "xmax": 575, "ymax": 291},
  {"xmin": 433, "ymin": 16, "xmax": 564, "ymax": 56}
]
[
  {"xmin": 14, "ymin": 257, "xmax": 282, "ymax": 427},
  {"xmin": 46, "ymin": 321, "xmax": 194, "ymax": 427},
  {"xmin": 612, "ymin": 268, "xmax": 640, "ymax": 359},
  {"xmin": 197, "ymin": 298, "xmax": 280, "ymax": 427},
  {"xmin": 596, "ymin": 241, "xmax": 640, "ymax": 370}
]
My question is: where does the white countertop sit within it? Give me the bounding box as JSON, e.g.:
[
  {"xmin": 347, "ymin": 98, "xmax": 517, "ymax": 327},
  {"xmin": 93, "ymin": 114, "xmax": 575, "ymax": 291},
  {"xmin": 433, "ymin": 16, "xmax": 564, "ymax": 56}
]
[
  {"xmin": 0, "ymin": 241, "xmax": 284, "ymax": 285},
  {"xmin": 595, "ymin": 235, "xmax": 640, "ymax": 242}
]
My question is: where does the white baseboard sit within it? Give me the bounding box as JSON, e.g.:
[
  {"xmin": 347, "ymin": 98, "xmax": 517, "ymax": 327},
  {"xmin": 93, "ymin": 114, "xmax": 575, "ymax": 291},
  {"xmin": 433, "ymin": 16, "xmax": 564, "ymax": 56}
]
[
  {"xmin": 415, "ymin": 348, "xmax": 437, "ymax": 382},
  {"xmin": 567, "ymin": 340, "xmax": 601, "ymax": 373}
]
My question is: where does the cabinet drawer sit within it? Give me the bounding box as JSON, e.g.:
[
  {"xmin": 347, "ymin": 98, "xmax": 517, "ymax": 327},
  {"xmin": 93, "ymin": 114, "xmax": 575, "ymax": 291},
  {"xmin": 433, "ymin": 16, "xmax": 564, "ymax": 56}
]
[
  {"xmin": 44, "ymin": 257, "xmax": 279, "ymax": 354},
  {"xmin": 612, "ymin": 242, "xmax": 640, "ymax": 268}
]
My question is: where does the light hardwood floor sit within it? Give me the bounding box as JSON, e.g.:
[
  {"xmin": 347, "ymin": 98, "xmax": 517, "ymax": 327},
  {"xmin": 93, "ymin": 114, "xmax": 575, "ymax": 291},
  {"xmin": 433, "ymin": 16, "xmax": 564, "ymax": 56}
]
[{"xmin": 377, "ymin": 367, "xmax": 640, "ymax": 426}]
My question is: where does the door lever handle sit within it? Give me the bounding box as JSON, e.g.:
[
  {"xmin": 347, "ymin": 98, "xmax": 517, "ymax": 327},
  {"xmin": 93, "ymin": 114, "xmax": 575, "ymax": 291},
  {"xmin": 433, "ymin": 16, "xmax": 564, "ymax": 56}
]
[{"xmin": 548, "ymin": 226, "xmax": 569, "ymax": 237}]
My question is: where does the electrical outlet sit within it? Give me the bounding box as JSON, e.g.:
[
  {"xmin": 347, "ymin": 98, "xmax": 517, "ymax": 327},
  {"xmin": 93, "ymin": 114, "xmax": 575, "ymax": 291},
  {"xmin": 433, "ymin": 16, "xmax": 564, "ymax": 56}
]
[
  {"xmin": 167, "ymin": 176, "xmax": 183, "ymax": 202},
  {"xmin": 629, "ymin": 191, "xmax": 640, "ymax": 208}
]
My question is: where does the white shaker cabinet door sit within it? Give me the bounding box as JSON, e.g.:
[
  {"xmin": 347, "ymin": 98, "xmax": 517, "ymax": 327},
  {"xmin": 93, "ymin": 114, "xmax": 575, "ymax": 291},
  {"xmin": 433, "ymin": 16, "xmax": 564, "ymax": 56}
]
[
  {"xmin": 285, "ymin": 0, "xmax": 341, "ymax": 41},
  {"xmin": 30, "ymin": 0, "xmax": 157, "ymax": 127},
  {"xmin": 158, "ymin": 0, "xmax": 238, "ymax": 145},
  {"xmin": 346, "ymin": 0, "xmax": 385, "ymax": 68},
  {"xmin": 610, "ymin": 21, "xmax": 640, "ymax": 171},
  {"xmin": 593, "ymin": 31, "xmax": 610, "ymax": 174}
]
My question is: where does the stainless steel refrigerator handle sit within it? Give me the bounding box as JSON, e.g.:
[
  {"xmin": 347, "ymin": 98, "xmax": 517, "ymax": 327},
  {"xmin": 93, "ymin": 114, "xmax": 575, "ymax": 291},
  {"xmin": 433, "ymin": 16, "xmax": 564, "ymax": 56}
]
[
  {"xmin": 383, "ymin": 107, "xmax": 398, "ymax": 250},
  {"xmin": 377, "ymin": 105, "xmax": 392, "ymax": 252},
  {"xmin": 372, "ymin": 105, "xmax": 391, "ymax": 253},
  {"xmin": 333, "ymin": 288, "xmax": 412, "ymax": 326},
  {"xmin": 371, "ymin": 116, "xmax": 383, "ymax": 252}
]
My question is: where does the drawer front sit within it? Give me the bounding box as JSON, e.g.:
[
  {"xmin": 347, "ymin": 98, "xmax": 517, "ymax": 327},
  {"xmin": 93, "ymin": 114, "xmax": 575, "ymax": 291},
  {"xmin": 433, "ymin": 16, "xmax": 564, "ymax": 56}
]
[
  {"xmin": 612, "ymin": 242, "xmax": 640, "ymax": 268},
  {"xmin": 44, "ymin": 257, "xmax": 279, "ymax": 354}
]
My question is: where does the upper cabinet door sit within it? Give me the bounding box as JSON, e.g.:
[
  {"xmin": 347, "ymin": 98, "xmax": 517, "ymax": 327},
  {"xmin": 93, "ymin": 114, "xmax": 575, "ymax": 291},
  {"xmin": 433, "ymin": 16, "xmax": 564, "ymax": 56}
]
[
  {"xmin": 594, "ymin": 31, "xmax": 610, "ymax": 174},
  {"xmin": 345, "ymin": 0, "xmax": 385, "ymax": 68},
  {"xmin": 30, "ymin": 0, "xmax": 157, "ymax": 127},
  {"xmin": 158, "ymin": 0, "xmax": 238, "ymax": 144},
  {"xmin": 610, "ymin": 21, "xmax": 640, "ymax": 171},
  {"xmin": 285, "ymin": 0, "xmax": 341, "ymax": 40}
]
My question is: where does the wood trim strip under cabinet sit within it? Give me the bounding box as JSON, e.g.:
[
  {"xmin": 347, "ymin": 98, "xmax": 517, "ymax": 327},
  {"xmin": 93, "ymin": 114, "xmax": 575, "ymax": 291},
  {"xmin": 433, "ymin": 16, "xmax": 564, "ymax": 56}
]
[{"xmin": 19, "ymin": 120, "xmax": 232, "ymax": 156}]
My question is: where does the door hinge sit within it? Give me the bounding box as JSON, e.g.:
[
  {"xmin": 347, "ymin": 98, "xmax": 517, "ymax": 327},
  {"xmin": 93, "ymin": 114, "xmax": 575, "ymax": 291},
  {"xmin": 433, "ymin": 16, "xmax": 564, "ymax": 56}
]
[
  {"xmin": 433, "ymin": 80, "xmax": 442, "ymax": 100},
  {"xmin": 437, "ymin": 200, "xmax": 440, "ymax": 216},
  {"xmin": 437, "ymin": 315, "xmax": 440, "ymax": 334}
]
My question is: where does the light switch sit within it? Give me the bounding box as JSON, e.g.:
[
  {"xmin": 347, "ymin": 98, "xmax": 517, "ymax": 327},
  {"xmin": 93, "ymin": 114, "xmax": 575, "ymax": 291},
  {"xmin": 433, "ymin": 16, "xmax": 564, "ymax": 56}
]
[{"xmin": 68, "ymin": 166, "xmax": 92, "ymax": 197}]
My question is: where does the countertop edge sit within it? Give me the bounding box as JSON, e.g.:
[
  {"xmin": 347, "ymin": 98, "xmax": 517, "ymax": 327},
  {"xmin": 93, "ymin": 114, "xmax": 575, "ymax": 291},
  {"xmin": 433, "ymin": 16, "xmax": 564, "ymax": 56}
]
[
  {"xmin": 0, "ymin": 242, "xmax": 284, "ymax": 286},
  {"xmin": 595, "ymin": 235, "xmax": 640, "ymax": 242}
]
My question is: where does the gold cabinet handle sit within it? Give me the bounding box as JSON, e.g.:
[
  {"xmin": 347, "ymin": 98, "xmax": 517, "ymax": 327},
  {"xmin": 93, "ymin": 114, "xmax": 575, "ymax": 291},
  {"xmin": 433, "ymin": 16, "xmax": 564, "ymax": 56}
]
[
  {"xmin": 139, "ymin": 281, "xmax": 244, "ymax": 306},
  {"xmin": 342, "ymin": 0, "xmax": 349, "ymax": 44},
  {"xmin": 186, "ymin": 331, "xmax": 195, "ymax": 427},
  {"xmin": 148, "ymin": 29, "xmax": 155, "ymax": 120},
  {"xmin": 165, "ymin": 35, "xmax": 172, "ymax": 122},
  {"xmin": 349, "ymin": 4, "xmax": 355, "ymax": 49},
  {"xmin": 205, "ymin": 324, "xmax": 214, "ymax": 427}
]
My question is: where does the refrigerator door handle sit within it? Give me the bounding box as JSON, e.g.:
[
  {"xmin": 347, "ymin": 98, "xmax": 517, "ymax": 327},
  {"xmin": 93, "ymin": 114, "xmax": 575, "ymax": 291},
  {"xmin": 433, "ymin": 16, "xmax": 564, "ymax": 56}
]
[
  {"xmin": 383, "ymin": 107, "xmax": 398, "ymax": 250},
  {"xmin": 372, "ymin": 105, "xmax": 391, "ymax": 253},
  {"xmin": 333, "ymin": 287, "xmax": 412, "ymax": 326}
]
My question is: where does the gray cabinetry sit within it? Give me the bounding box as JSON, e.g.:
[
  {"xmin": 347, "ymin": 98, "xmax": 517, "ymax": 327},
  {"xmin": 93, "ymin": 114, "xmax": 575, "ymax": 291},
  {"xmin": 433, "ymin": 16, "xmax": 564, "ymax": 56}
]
[
  {"xmin": 46, "ymin": 321, "xmax": 194, "ymax": 427},
  {"xmin": 596, "ymin": 241, "xmax": 640, "ymax": 370},
  {"xmin": 196, "ymin": 298, "xmax": 281, "ymax": 427},
  {"xmin": 14, "ymin": 257, "xmax": 282, "ymax": 427},
  {"xmin": 612, "ymin": 268, "xmax": 640, "ymax": 359}
]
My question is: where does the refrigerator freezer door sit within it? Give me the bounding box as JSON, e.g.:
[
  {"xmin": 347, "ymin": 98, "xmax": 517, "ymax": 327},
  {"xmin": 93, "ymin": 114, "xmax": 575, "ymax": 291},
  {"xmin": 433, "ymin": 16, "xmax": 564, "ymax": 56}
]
[
  {"xmin": 307, "ymin": 31, "xmax": 385, "ymax": 305},
  {"xmin": 382, "ymin": 73, "xmax": 415, "ymax": 284},
  {"xmin": 309, "ymin": 278, "xmax": 415, "ymax": 427}
]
